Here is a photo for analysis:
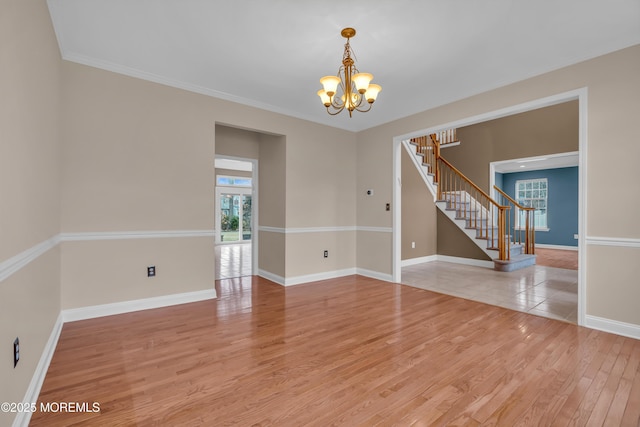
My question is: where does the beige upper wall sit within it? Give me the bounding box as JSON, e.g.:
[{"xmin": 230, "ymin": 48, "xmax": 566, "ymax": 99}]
[
  {"xmin": 61, "ymin": 63, "xmax": 217, "ymax": 232},
  {"xmin": 61, "ymin": 62, "xmax": 357, "ymax": 233},
  {"xmin": 448, "ymin": 100, "xmax": 578, "ymax": 192},
  {"xmin": 0, "ymin": 1, "xmax": 62, "ymax": 424},
  {"xmin": 258, "ymin": 133, "xmax": 286, "ymax": 229},
  {"xmin": 1, "ymin": 0, "xmax": 62, "ymax": 258},
  {"xmin": 285, "ymin": 126, "xmax": 356, "ymax": 228},
  {"xmin": 215, "ymin": 125, "xmax": 261, "ymax": 160}
]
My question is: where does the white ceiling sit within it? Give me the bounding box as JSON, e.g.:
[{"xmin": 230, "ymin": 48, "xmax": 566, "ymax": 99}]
[
  {"xmin": 47, "ymin": 0, "xmax": 640, "ymax": 132},
  {"xmin": 492, "ymin": 152, "xmax": 579, "ymax": 174}
]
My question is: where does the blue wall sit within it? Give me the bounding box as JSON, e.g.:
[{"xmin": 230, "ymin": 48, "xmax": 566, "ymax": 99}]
[{"xmin": 499, "ymin": 166, "xmax": 578, "ymax": 247}]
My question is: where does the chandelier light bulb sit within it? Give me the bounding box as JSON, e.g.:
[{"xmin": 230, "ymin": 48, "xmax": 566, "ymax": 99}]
[
  {"xmin": 320, "ymin": 75, "xmax": 340, "ymax": 96},
  {"xmin": 364, "ymin": 84, "xmax": 382, "ymax": 103},
  {"xmin": 317, "ymin": 89, "xmax": 331, "ymax": 107},
  {"xmin": 352, "ymin": 73, "xmax": 373, "ymax": 94}
]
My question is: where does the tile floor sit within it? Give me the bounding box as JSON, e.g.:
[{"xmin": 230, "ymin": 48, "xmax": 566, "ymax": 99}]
[
  {"xmin": 402, "ymin": 261, "xmax": 578, "ymax": 323},
  {"xmin": 216, "ymin": 243, "xmax": 578, "ymax": 324},
  {"xmin": 215, "ymin": 243, "xmax": 252, "ymax": 280}
]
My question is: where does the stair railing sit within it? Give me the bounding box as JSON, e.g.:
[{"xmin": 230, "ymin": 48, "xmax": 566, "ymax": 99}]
[
  {"xmin": 493, "ymin": 186, "xmax": 536, "ymax": 255},
  {"xmin": 409, "ymin": 133, "xmax": 511, "ymax": 261},
  {"xmin": 410, "ymin": 134, "xmax": 440, "ymax": 182}
]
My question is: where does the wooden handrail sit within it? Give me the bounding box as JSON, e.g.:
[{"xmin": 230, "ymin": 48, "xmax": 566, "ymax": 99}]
[
  {"xmin": 493, "ymin": 185, "xmax": 536, "ymax": 255},
  {"xmin": 409, "ymin": 132, "xmax": 515, "ymax": 261},
  {"xmin": 439, "ymin": 157, "xmax": 499, "ymax": 206},
  {"xmin": 437, "ymin": 157, "xmax": 511, "ymax": 260},
  {"xmin": 493, "ymin": 186, "xmax": 534, "ymax": 212}
]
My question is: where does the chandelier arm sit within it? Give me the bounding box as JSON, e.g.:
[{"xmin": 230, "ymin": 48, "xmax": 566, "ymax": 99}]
[
  {"xmin": 329, "ymin": 93, "xmax": 344, "ymax": 110},
  {"xmin": 325, "ymin": 105, "xmax": 345, "ymax": 116},
  {"xmin": 353, "ymin": 101, "xmax": 373, "ymax": 113}
]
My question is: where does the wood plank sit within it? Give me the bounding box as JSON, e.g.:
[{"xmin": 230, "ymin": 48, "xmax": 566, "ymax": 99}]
[
  {"xmin": 620, "ymin": 347, "xmax": 640, "ymax": 427},
  {"xmin": 30, "ymin": 275, "xmax": 640, "ymax": 426}
]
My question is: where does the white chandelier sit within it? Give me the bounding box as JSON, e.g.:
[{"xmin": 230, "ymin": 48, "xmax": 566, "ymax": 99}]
[{"xmin": 317, "ymin": 28, "xmax": 382, "ymax": 117}]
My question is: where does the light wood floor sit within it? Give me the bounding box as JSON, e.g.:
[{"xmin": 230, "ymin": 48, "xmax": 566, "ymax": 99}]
[
  {"xmin": 32, "ymin": 275, "xmax": 639, "ymax": 426},
  {"xmin": 535, "ymin": 247, "xmax": 579, "ymax": 270}
]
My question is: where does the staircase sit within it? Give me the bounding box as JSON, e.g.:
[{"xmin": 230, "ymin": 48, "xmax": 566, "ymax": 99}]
[{"xmin": 406, "ymin": 133, "xmax": 536, "ymax": 272}]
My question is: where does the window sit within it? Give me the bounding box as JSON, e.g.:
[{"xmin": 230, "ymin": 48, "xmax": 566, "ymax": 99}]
[
  {"xmin": 215, "ymin": 175, "xmax": 253, "ymax": 243},
  {"xmin": 216, "ymin": 175, "xmax": 252, "ymax": 187},
  {"xmin": 515, "ymin": 178, "xmax": 548, "ymax": 230}
]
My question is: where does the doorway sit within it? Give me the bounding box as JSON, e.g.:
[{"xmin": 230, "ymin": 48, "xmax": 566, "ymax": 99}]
[
  {"xmin": 392, "ymin": 88, "xmax": 587, "ymax": 325},
  {"xmin": 214, "ymin": 157, "xmax": 257, "ymax": 280},
  {"xmin": 215, "ymin": 187, "xmax": 252, "ymax": 244}
]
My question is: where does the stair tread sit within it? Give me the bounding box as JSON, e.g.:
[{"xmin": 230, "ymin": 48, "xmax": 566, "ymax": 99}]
[
  {"xmin": 493, "ymin": 254, "xmax": 536, "ymax": 264},
  {"xmin": 493, "ymin": 254, "xmax": 537, "ymax": 272},
  {"xmin": 408, "ymin": 141, "xmax": 536, "ymax": 273}
]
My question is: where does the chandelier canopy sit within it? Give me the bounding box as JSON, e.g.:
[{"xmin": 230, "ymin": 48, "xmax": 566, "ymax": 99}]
[{"xmin": 317, "ymin": 28, "xmax": 382, "ymax": 117}]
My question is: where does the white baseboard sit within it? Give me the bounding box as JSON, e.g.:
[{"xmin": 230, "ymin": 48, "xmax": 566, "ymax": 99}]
[
  {"xmin": 401, "ymin": 255, "xmax": 438, "ymax": 267},
  {"xmin": 435, "ymin": 255, "xmax": 494, "ymax": 269},
  {"xmin": 401, "ymin": 255, "xmax": 494, "ymax": 268},
  {"xmin": 585, "ymin": 315, "xmax": 640, "ymax": 340},
  {"xmin": 258, "ymin": 268, "xmax": 393, "ymax": 286},
  {"xmin": 536, "ymin": 244, "xmax": 578, "ymax": 251},
  {"xmin": 62, "ymin": 289, "xmax": 217, "ymax": 322},
  {"xmin": 284, "ymin": 268, "xmax": 357, "ymax": 286},
  {"xmin": 13, "ymin": 313, "xmax": 64, "ymax": 427},
  {"xmin": 402, "ymin": 254, "xmax": 494, "ymax": 269},
  {"xmin": 356, "ymin": 268, "xmax": 394, "ymax": 282},
  {"xmin": 257, "ymin": 269, "xmax": 285, "ymax": 286}
]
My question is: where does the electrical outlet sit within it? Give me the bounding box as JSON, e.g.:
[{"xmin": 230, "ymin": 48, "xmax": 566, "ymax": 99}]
[
  {"xmin": 386, "ymin": 203, "xmax": 390, "ymax": 211},
  {"xmin": 14, "ymin": 337, "xmax": 19, "ymax": 368},
  {"xmin": 411, "ymin": 241, "xmax": 416, "ymax": 249},
  {"xmin": 147, "ymin": 266, "xmax": 156, "ymax": 277},
  {"xmin": 323, "ymin": 250, "xmax": 328, "ymax": 258}
]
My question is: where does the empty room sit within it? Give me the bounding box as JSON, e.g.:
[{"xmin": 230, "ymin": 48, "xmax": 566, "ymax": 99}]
[{"xmin": 2, "ymin": 1, "xmax": 640, "ymax": 425}]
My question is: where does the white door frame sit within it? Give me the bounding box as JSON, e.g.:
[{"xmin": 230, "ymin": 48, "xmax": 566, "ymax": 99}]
[
  {"xmin": 392, "ymin": 88, "xmax": 587, "ymax": 326},
  {"xmin": 215, "ymin": 155, "xmax": 259, "ymax": 275}
]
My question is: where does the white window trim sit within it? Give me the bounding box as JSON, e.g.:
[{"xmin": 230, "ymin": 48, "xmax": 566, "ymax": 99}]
[
  {"xmin": 515, "ymin": 177, "xmax": 548, "ymax": 229},
  {"xmin": 515, "ymin": 226, "xmax": 550, "ymax": 232}
]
